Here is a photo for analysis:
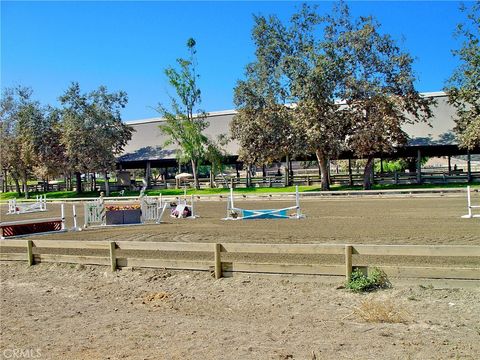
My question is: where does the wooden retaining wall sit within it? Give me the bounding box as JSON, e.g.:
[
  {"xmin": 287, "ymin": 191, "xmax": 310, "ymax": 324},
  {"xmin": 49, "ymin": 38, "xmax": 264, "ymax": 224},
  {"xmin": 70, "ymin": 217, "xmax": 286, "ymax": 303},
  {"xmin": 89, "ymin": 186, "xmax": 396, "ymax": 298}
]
[{"xmin": 1, "ymin": 240, "xmax": 479, "ymax": 285}]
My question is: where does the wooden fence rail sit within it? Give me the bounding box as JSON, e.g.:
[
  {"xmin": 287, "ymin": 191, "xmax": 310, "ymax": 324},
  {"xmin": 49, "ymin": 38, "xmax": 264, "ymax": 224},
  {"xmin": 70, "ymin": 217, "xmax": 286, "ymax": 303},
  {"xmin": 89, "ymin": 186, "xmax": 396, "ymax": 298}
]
[{"xmin": 1, "ymin": 240, "xmax": 479, "ymax": 283}]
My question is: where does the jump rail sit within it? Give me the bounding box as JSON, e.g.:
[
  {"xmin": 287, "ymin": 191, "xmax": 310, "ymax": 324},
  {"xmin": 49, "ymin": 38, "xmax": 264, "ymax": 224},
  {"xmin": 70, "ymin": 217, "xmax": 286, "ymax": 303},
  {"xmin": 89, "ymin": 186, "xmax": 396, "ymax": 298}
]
[
  {"xmin": 224, "ymin": 185, "xmax": 304, "ymax": 220},
  {"xmin": 1, "ymin": 240, "xmax": 479, "ymax": 285}
]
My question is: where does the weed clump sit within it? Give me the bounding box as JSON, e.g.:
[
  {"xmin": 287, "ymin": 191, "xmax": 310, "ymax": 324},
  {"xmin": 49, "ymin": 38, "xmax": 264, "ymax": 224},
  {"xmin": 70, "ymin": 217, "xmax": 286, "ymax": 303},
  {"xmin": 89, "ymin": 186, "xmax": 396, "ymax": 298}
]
[
  {"xmin": 354, "ymin": 298, "xmax": 409, "ymax": 323},
  {"xmin": 347, "ymin": 267, "xmax": 391, "ymax": 292}
]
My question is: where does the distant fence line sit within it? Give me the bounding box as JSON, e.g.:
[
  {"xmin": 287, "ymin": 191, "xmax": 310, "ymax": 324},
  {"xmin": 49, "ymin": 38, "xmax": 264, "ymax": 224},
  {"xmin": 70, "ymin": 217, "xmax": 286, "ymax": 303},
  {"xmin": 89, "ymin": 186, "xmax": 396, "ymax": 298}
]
[
  {"xmin": 2, "ymin": 170, "xmax": 480, "ymax": 193},
  {"xmin": 1, "ymin": 240, "xmax": 479, "ymax": 285}
]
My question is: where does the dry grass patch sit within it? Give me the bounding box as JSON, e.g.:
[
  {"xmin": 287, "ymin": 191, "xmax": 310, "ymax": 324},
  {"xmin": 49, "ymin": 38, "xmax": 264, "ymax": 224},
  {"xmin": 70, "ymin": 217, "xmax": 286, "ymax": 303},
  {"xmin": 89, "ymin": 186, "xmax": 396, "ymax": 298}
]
[
  {"xmin": 353, "ymin": 298, "xmax": 410, "ymax": 324},
  {"xmin": 142, "ymin": 291, "xmax": 170, "ymax": 304}
]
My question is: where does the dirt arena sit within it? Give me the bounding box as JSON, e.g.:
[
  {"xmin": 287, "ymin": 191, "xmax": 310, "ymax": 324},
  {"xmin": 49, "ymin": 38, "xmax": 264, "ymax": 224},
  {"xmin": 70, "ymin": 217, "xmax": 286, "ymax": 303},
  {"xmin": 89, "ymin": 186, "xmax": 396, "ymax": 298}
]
[
  {"xmin": 1, "ymin": 194, "xmax": 479, "ymax": 245},
  {"xmin": 1, "ymin": 194, "xmax": 479, "ymax": 359}
]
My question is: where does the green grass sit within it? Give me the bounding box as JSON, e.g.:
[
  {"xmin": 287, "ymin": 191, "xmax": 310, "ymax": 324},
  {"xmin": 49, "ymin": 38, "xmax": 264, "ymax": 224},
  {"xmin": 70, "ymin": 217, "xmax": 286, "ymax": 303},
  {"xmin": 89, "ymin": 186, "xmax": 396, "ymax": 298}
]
[{"xmin": 1, "ymin": 182, "xmax": 478, "ymax": 200}]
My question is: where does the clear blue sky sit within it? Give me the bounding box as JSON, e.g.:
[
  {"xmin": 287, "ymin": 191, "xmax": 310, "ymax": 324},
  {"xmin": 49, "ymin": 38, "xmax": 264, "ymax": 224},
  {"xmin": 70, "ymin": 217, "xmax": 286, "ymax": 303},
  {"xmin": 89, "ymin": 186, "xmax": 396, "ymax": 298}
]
[{"xmin": 1, "ymin": 1, "xmax": 471, "ymax": 121}]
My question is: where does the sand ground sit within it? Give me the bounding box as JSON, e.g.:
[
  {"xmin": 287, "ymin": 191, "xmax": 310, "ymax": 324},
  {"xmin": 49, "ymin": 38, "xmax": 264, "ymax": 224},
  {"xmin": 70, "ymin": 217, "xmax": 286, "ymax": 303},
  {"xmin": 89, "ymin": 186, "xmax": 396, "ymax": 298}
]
[
  {"xmin": 1, "ymin": 195, "xmax": 479, "ymax": 359},
  {"xmin": 1, "ymin": 262, "xmax": 479, "ymax": 360}
]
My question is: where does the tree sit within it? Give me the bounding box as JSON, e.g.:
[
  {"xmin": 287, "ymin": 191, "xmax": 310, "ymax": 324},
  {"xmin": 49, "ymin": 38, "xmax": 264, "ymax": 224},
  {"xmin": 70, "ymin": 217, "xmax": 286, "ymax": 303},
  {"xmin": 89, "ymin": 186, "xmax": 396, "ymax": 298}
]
[
  {"xmin": 446, "ymin": 2, "xmax": 480, "ymax": 150},
  {"xmin": 0, "ymin": 86, "xmax": 47, "ymax": 198},
  {"xmin": 59, "ymin": 82, "xmax": 133, "ymax": 195},
  {"xmin": 284, "ymin": 4, "xmax": 351, "ymax": 191},
  {"xmin": 158, "ymin": 38, "xmax": 211, "ymax": 190},
  {"xmin": 231, "ymin": 14, "xmax": 298, "ymax": 187},
  {"xmin": 330, "ymin": 2, "xmax": 434, "ymax": 189}
]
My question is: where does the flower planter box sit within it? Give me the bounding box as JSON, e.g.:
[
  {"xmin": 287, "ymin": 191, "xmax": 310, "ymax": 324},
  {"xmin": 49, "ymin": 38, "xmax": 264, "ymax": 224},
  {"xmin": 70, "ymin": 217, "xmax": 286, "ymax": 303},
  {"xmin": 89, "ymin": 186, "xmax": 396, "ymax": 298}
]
[{"xmin": 106, "ymin": 209, "xmax": 141, "ymax": 225}]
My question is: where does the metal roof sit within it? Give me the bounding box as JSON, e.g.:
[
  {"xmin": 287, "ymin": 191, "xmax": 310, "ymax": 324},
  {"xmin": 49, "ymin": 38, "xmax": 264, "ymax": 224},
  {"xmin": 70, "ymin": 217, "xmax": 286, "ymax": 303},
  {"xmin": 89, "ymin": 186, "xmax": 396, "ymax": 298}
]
[{"xmin": 119, "ymin": 92, "xmax": 460, "ymax": 163}]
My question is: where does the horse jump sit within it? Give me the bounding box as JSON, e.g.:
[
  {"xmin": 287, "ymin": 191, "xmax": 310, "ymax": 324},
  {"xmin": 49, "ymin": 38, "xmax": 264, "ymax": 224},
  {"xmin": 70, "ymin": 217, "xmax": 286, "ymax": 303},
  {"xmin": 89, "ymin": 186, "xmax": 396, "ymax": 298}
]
[
  {"xmin": 84, "ymin": 195, "xmax": 167, "ymax": 228},
  {"xmin": 224, "ymin": 186, "xmax": 304, "ymax": 220},
  {"xmin": 0, "ymin": 204, "xmax": 77, "ymax": 239},
  {"xmin": 461, "ymin": 186, "xmax": 480, "ymax": 219},
  {"xmin": 7, "ymin": 195, "xmax": 47, "ymax": 215}
]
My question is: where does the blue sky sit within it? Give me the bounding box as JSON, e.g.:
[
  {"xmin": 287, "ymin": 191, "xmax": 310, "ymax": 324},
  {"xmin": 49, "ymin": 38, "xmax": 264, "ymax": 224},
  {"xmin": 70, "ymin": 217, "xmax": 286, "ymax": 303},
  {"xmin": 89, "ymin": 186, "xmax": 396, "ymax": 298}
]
[{"xmin": 1, "ymin": 1, "xmax": 471, "ymax": 121}]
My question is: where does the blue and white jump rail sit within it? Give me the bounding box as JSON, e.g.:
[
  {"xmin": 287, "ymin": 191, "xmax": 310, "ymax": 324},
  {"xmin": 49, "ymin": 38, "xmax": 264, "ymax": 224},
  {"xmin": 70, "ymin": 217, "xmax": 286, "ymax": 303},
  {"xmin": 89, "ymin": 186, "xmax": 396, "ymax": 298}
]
[
  {"xmin": 462, "ymin": 186, "xmax": 480, "ymax": 219},
  {"xmin": 223, "ymin": 185, "xmax": 305, "ymax": 220}
]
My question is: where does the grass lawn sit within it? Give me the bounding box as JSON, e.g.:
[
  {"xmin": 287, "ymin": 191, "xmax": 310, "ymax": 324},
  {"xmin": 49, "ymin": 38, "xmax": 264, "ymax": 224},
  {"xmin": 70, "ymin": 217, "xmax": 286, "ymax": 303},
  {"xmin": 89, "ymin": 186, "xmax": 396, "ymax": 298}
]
[{"xmin": 0, "ymin": 182, "xmax": 478, "ymax": 200}]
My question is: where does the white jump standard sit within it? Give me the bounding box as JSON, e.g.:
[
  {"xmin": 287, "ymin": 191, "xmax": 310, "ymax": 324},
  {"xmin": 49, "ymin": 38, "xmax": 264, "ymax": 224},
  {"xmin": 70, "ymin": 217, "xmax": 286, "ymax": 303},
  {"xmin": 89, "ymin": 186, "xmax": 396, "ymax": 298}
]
[
  {"xmin": 224, "ymin": 185, "xmax": 304, "ymax": 220},
  {"xmin": 83, "ymin": 195, "xmax": 168, "ymax": 228},
  {"xmin": 7, "ymin": 195, "xmax": 47, "ymax": 215},
  {"xmin": 461, "ymin": 186, "xmax": 480, "ymax": 219}
]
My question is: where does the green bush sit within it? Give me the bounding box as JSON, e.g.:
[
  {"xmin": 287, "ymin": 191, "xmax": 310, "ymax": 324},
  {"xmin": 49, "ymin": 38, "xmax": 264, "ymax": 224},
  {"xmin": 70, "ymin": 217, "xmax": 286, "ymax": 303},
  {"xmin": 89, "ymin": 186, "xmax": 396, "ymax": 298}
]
[{"xmin": 347, "ymin": 267, "xmax": 391, "ymax": 292}]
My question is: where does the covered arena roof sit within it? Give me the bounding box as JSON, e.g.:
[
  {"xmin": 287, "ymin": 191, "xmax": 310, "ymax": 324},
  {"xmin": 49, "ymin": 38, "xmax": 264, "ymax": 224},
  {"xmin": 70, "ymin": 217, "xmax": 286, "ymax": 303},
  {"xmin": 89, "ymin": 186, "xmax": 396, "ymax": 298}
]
[{"xmin": 118, "ymin": 92, "xmax": 475, "ymax": 168}]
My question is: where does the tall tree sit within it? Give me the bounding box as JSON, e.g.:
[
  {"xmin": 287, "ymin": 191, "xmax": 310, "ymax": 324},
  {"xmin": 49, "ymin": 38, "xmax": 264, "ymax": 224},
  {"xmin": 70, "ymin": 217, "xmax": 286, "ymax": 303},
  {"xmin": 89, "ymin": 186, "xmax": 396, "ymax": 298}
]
[
  {"xmin": 158, "ymin": 38, "xmax": 211, "ymax": 190},
  {"xmin": 59, "ymin": 82, "xmax": 132, "ymax": 194},
  {"xmin": 330, "ymin": 2, "xmax": 434, "ymax": 189},
  {"xmin": 446, "ymin": 2, "xmax": 480, "ymax": 150},
  {"xmin": 284, "ymin": 4, "xmax": 351, "ymax": 191},
  {"xmin": 232, "ymin": 14, "xmax": 298, "ymax": 186},
  {"xmin": 0, "ymin": 87, "xmax": 46, "ymax": 198}
]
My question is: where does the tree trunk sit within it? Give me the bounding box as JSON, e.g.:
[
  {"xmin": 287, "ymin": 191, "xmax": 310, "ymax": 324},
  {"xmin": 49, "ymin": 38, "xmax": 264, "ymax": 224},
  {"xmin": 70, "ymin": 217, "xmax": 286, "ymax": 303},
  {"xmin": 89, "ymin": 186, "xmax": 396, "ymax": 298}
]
[
  {"xmin": 209, "ymin": 167, "xmax": 214, "ymax": 188},
  {"xmin": 246, "ymin": 164, "xmax": 252, "ymax": 188},
  {"xmin": 13, "ymin": 175, "xmax": 21, "ymax": 197},
  {"xmin": 105, "ymin": 171, "xmax": 110, "ymax": 196},
  {"xmin": 22, "ymin": 170, "xmax": 29, "ymax": 199},
  {"xmin": 3, "ymin": 170, "xmax": 8, "ymax": 193},
  {"xmin": 191, "ymin": 159, "xmax": 200, "ymax": 190},
  {"xmin": 284, "ymin": 155, "xmax": 290, "ymax": 187},
  {"xmin": 75, "ymin": 172, "xmax": 82, "ymax": 194},
  {"xmin": 92, "ymin": 173, "xmax": 97, "ymax": 192},
  {"xmin": 363, "ymin": 156, "xmax": 375, "ymax": 190},
  {"xmin": 315, "ymin": 150, "xmax": 330, "ymax": 191}
]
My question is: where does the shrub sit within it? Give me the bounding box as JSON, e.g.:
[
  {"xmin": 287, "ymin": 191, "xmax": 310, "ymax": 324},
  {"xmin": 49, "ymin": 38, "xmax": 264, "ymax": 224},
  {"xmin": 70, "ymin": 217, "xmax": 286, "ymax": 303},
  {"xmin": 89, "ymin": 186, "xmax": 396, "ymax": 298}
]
[{"xmin": 347, "ymin": 267, "xmax": 391, "ymax": 292}]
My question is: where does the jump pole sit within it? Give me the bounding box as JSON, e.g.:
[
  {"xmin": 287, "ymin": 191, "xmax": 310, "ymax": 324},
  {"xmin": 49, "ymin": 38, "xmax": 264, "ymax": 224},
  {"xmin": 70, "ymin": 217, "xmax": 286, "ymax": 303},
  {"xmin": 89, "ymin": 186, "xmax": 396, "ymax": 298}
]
[
  {"xmin": 296, "ymin": 185, "xmax": 300, "ymax": 218},
  {"xmin": 462, "ymin": 186, "xmax": 480, "ymax": 219},
  {"xmin": 190, "ymin": 194, "xmax": 195, "ymax": 218},
  {"xmin": 61, "ymin": 204, "xmax": 66, "ymax": 230},
  {"xmin": 72, "ymin": 204, "xmax": 79, "ymax": 231}
]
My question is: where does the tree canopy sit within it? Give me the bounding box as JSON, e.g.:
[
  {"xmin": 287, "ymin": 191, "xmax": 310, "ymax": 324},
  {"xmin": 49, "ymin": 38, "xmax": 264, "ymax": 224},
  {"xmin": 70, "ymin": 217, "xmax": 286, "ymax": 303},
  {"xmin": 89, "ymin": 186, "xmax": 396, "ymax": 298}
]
[
  {"xmin": 446, "ymin": 2, "xmax": 480, "ymax": 150},
  {"xmin": 59, "ymin": 82, "xmax": 133, "ymax": 194}
]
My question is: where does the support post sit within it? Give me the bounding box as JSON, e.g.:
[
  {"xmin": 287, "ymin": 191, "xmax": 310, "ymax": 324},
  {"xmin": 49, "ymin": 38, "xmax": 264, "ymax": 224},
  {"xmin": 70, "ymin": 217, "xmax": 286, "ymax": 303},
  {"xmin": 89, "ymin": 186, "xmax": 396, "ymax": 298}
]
[
  {"xmin": 214, "ymin": 243, "xmax": 222, "ymax": 279},
  {"xmin": 465, "ymin": 186, "xmax": 472, "ymax": 218},
  {"xmin": 145, "ymin": 161, "xmax": 151, "ymax": 189},
  {"xmin": 345, "ymin": 245, "xmax": 352, "ymax": 282},
  {"xmin": 348, "ymin": 159, "xmax": 353, "ymax": 187},
  {"xmin": 60, "ymin": 204, "xmax": 66, "ymax": 230},
  {"xmin": 467, "ymin": 151, "xmax": 472, "ymax": 183},
  {"xmin": 27, "ymin": 240, "xmax": 34, "ymax": 266},
  {"xmin": 191, "ymin": 194, "xmax": 195, "ymax": 218},
  {"xmin": 72, "ymin": 205, "xmax": 78, "ymax": 231},
  {"xmin": 109, "ymin": 241, "xmax": 117, "ymax": 272},
  {"xmin": 448, "ymin": 156, "xmax": 451, "ymax": 175},
  {"xmin": 417, "ymin": 149, "xmax": 422, "ymax": 184},
  {"xmin": 295, "ymin": 185, "xmax": 301, "ymax": 218}
]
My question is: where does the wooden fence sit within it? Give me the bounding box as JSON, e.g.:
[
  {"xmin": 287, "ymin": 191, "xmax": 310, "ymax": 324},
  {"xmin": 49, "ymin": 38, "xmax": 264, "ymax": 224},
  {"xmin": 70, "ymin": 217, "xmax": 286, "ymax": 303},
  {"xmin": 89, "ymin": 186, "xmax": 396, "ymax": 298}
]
[{"xmin": 1, "ymin": 240, "xmax": 479, "ymax": 284}]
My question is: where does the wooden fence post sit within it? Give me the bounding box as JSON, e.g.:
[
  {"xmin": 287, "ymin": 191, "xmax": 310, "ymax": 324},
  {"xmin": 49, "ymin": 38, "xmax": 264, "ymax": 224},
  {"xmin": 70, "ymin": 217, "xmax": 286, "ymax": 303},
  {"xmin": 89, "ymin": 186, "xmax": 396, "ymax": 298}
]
[
  {"xmin": 345, "ymin": 245, "xmax": 352, "ymax": 282},
  {"xmin": 109, "ymin": 241, "xmax": 117, "ymax": 272},
  {"xmin": 27, "ymin": 240, "xmax": 34, "ymax": 266},
  {"xmin": 214, "ymin": 243, "xmax": 222, "ymax": 279}
]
